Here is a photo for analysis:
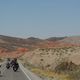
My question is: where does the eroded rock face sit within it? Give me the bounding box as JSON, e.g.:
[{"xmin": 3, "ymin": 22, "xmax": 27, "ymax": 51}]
[{"xmin": 0, "ymin": 48, "xmax": 28, "ymax": 58}]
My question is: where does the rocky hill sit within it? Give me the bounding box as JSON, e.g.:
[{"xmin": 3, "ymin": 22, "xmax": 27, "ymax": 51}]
[
  {"xmin": 22, "ymin": 46, "xmax": 80, "ymax": 70},
  {"xmin": 0, "ymin": 35, "xmax": 67, "ymax": 51},
  {"xmin": 0, "ymin": 35, "xmax": 80, "ymax": 58},
  {"xmin": 0, "ymin": 35, "xmax": 43, "ymax": 51},
  {"xmin": 46, "ymin": 37, "xmax": 66, "ymax": 42},
  {"xmin": 59, "ymin": 36, "xmax": 80, "ymax": 45},
  {"xmin": 0, "ymin": 35, "xmax": 80, "ymax": 50}
]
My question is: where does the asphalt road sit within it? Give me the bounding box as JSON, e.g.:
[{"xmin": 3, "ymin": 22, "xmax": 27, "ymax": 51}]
[
  {"xmin": 0, "ymin": 62, "xmax": 42, "ymax": 80},
  {"xmin": 0, "ymin": 68, "xmax": 30, "ymax": 80}
]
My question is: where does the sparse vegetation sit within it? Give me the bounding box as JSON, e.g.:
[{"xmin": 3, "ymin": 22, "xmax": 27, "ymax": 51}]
[
  {"xmin": 21, "ymin": 46, "xmax": 80, "ymax": 80},
  {"xmin": 40, "ymin": 59, "xmax": 44, "ymax": 61}
]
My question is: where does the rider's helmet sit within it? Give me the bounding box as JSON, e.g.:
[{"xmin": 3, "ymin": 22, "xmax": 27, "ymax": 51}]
[{"xmin": 14, "ymin": 58, "xmax": 17, "ymax": 62}]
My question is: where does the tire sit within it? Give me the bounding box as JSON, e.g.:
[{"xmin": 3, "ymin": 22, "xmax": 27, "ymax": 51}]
[
  {"xmin": 13, "ymin": 63, "xmax": 19, "ymax": 72},
  {"xmin": 13, "ymin": 66, "xmax": 18, "ymax": 72},
  {"xmin": 6, "ymin": 64, "xmax": 10, "ymax": 69}
]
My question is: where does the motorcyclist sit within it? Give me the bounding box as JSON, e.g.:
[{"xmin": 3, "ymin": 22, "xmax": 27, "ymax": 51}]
[
  {"xmin": 10, "ymin": 58, "xmax": 17, "ymax": 66},
  {"xmin": 6, "ymin": 58, "xmax": 11, "ymax": 69},
  {"xmin": 10, "ymin": 59, "xmax": 15, "ymax": 67},
  {"xmin": 11, "ymin": 58, "xmax": 19, "ymax": 71},
  {"xmin": 0, "ymin": 65, "xmax": 1, "ymax": 75}
]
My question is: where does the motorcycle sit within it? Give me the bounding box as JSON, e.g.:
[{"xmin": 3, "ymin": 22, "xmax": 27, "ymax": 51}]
[
  {"xmin": 6, "ymin": 63, "xmax": 10, "ymax": 69},
  {"xmin": 13, "ymin": 63, "xmax": 19, "ymax": 72}
]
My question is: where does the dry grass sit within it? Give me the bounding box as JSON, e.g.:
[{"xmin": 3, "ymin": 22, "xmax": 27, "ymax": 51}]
[
  {"xmin": 31, "ymin": 67, "xmax": 80, "ymax": 80},
  {"xmin": 31, "ymin": 68, "xmax": 71, "ymax": 80},
  {"xmin": 22, "ymin": 61, "xmax": 80, "ymax": 80}
]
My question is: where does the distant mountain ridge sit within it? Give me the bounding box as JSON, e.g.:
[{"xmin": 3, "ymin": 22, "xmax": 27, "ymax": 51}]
[
  {"xmin": 59, "ymin": 36, "xmax": 80, "ymax": 45},
  {"xmin": 0, "ymin": 35, "xmax": 80, "ymax": 51},
  {"xmin": 46, "ymin": 37, "xmax": 66, "ymax": 41}
]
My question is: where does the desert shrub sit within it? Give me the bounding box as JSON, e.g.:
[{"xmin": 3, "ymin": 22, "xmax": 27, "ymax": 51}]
[
  {"xmin": 40, "ymin": 59, "xmax": 44, "ymax": 61},
  {"xmin": 46, "ymin": 64, "xmax": 51, "ymax": 67},
  {"xmin": 47, "ymin": 52, "xmax": 49, "ymax": 54},
  {"xmin": 55, "ymin": 61, "xmax": 78, "ymax": 73},
  {"xmin": 68, "ymin": 68, "xmax": 80, "ymax": 80}
]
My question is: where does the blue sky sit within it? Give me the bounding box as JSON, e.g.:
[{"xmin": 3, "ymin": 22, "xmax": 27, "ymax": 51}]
[{"xmin": 0, "ymin": 0, "xmax": 80, "ymax": 38}]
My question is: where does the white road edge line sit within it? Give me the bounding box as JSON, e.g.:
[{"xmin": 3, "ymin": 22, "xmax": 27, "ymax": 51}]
[{"xmin": 19, "ymin": 62, "xmax": 32, "ymax": 80}]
